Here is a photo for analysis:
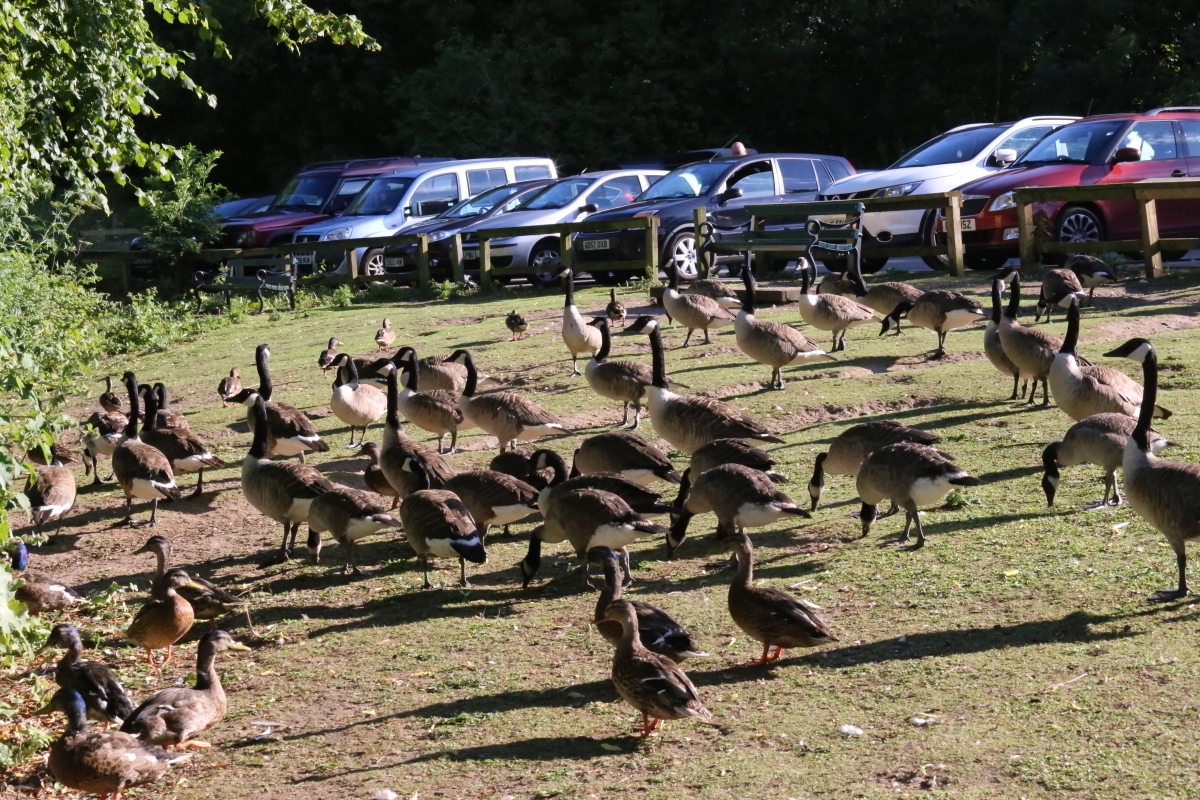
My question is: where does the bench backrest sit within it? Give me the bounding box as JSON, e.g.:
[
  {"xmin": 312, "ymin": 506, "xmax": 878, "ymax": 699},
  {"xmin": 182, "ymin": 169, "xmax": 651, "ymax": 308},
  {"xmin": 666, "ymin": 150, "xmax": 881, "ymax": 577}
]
[{"xmin": 227, "ymin": 256, "xmax": 294, "ymax": 280}]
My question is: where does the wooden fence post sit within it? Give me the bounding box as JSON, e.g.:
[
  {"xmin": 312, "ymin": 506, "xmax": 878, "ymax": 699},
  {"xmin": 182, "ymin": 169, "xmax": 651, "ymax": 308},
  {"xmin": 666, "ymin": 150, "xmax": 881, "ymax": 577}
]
[
  {"xmin": 944, "ymin": 194, "xmax": 964, "ymax": 277},
  {"xmin": 644, "ymin": 217, "xmax": 660, "ymax": 281},
  {"xmin": 560, "ymin": 229, "xmax": 573, "ymax": 274},
  {"xmin": 416, "ymin": 235, "xmax": 430, "ymax": 289},
  {"xmin": 450, "ymin": 234, "xmax": 465, "ymax": 284},
  {"xmin": 479, "ymin": 235, "xmax": 492, "ymax": 288},
  {"xmin": 347, "ymin": 248, "xmax": 359, "ymax": 281},
  {"xmin": 692, "ymin": 207, "xmax": 710, "ymax": 279},
  {"xmin": 1016, "ymin": 199, "xmax": 1036, "ymax": 270},
  {"xmin": 1138, "ymin": 197, "xmax": 1163, "ymax": 279}
]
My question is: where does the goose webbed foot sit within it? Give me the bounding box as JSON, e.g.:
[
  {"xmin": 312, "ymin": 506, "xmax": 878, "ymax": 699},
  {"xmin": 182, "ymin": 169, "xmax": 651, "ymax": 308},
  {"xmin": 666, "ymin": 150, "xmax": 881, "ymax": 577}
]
[
  {"xmin": 259, "ymin": 549, "xmax": 291, "ymax": 569},
  {"xmin": 1153, "ymin": 588, "xmax": 1189, "ymax": 601}
]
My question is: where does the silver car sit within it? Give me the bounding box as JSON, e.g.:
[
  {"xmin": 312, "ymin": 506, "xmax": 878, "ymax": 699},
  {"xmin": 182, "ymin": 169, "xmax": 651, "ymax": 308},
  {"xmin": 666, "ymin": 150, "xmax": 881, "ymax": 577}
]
[{"xmin": 459, "ymin": 170, "xmax": 666, "ymax": 285}]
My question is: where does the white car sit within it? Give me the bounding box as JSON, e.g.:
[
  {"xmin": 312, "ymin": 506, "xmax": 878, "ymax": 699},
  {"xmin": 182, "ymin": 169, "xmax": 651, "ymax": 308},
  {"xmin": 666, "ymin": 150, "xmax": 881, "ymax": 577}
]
[{"xmin": 817, "ymin": 116, "xmax": 1078, "ymax": 270}]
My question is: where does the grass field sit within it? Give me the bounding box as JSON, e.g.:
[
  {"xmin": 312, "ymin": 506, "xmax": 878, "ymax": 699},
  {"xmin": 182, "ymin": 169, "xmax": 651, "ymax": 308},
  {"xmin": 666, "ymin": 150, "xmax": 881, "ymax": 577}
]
[{"xmin": 6, "ymin": 267, "xmax": 1200, "ymax": 799}]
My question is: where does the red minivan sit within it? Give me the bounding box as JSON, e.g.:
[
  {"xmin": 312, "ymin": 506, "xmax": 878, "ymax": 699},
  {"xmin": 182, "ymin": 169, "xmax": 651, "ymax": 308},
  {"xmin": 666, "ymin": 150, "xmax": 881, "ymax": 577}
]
[
  {"xmin": 219, "ymin": 156, "xmax": 453, "ymax": 248},
  {"xmin": 952, "ymin": 108, "xmax": 1200, "ymax": 268}
]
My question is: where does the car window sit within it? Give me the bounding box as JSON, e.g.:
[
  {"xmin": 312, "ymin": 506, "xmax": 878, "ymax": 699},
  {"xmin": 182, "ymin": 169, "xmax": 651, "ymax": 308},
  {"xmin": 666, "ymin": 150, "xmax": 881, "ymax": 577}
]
[
  {"xmin": 890, "ymin": 124, "xmax": 1010, "ymax": 168},
  {"xmin": 410, "ymin": 174, "xmax": 461, "ymax": 216},
  {"xmin": 499, "ymin": 186, "xmax": 545, "ymax": 213},
  {"xmin": 640, "ymin": 162, "xmax": 728, "ymax": 200},
  {"xmin": 344, "ymin": 177, "xmax": 414, "ymax": 216},
  {"xmin": 824, "ymin": 159, "xmax": 851, "ymax": 181},
  {"xmin": 727, "ymin": 161, "xmax": 775, "ymax": 198},
  {"xmin": 1180, "ymin": 121, "xmax": 1200, "ymax": 157},
  {"xmin": 996, "ymin": 126, "xmax": 1055, "ymax": 159},
  {"xmin": 269, "ymin": 175, "xmax": 337, "ymax": 211},
  {"xmin": 1120, "ymin": 121, "xmax": 1177, "ymax": 161},
  {"xmin": 1017, "ymin": 120, "xmax": 1125, "ymax": 165},
  {"xmin": 442, "ymin": 183, "xmax": 523, "ymax": 219},
  {"xmin": 778, "ymin": 159, "xmax": 820, "ymax": 193},
  {"xmin": 514, "ymin": 165, "xmax": 553, "ymax": 180},
  {"xmin": 466, "ymin": 168, "xmax": 508, "ymax": 196},
  {"xmin": 591, "ymin": 176, "xmax": 643, "ymax": 210},
  {"xmin": 519, "ymin": 178, "xmax": 592, "ymax": 210}
]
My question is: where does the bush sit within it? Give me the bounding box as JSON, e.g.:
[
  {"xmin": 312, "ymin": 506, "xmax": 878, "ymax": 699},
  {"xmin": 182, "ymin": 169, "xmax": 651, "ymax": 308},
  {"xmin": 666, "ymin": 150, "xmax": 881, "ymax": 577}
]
[
  {"xmin": 134, "ymin": 147, "xmax": 228, "ymax": 262},
  {"xmin": 330, "ymin": 284, "xmax": 355, "ymax": 308}
]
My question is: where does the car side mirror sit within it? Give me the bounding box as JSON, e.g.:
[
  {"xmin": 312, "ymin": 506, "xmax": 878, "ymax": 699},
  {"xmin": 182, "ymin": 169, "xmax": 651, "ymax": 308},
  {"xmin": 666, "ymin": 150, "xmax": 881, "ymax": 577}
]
[
  {"xmin": 717, "ymin": 187, "xmax": 744, "ymax": 206},
  {"xmin": 578, "ymin": 203, "xmax": 598, "ymax": 214},
  {"xmin": 1112, "ymin": 147, "xmax": 1141, "ymax": 164},
  {"xmin": 993, "ymin": 148, "xmax": 1018, "ymax": 166}
]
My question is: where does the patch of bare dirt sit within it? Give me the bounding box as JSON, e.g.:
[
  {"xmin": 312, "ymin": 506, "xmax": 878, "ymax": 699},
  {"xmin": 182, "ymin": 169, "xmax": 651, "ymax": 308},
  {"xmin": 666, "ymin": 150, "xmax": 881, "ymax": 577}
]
[
  {"xmin": 1096, "ymin": 313, "xmax": 1200, "ymax": 340},
  {"xmin": 770, "ymin": 396, "xmax": 967, "ymax": 433}
]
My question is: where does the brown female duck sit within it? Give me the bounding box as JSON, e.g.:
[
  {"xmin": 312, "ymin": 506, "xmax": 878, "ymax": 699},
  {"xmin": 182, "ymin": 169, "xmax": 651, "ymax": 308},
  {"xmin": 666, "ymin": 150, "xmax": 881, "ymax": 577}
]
[
  {"xmin": 125, "ymin": 570, "xmax": 204, "ymax": 667},
  {"xmin": 133, "ymin": 536, "xmax": 247, "ymax": 629},
  {"xmin": 590, "ymin": 547, "xmax": 704, "ymax": 663}
]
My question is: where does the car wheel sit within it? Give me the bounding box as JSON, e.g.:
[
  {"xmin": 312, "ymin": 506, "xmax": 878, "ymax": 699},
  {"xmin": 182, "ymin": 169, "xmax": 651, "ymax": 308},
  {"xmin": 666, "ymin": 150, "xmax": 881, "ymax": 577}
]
[
  {"xmin": 360, "ymin": 248, "xmax": 386, "ymax": 277},
  {"xmin": 664, "ymin": 231, "xmax": 699, "ymax": 280},
  {"xmin": 920, "ymin": 210, "xmax": 949, "ymax": 270},
  {"xmin": 527, "ymin": 239, "xmax": 562, "ymax": 287},
  {"xmin": 861, "ymin": 257, "xmax": 889, "ymax": 274},
  {"xmin": 1162, "ymin": 250, "xmax": 1189, "ymax": 262},
  {"xmin": 1054, "ymin": 205, "xmax": 1104, "ymax": 252}
]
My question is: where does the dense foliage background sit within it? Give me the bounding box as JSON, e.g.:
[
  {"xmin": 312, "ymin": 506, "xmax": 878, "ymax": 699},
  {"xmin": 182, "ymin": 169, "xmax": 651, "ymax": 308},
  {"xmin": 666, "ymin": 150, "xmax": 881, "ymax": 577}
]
[{"xmin": 144, "ymin": 0, "xmax": 1200, "ymax": 196}]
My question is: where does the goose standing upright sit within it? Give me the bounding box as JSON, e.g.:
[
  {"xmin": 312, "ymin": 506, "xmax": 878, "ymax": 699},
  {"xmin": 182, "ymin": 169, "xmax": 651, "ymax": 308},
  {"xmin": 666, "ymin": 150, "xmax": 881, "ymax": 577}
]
[
  {"xmin": 898, "ymin": 289, "xmax": 985, "ymax": 358},
  {"xmin": 797, "ymin": 260, "xmax": 875, "ymax": 352},
  {"xmin": 450, "ymin": 350, "xmax": 566, "ymax": 452},
  {"xmin": 378, "ymin": 365, "xmax": 456, "ymax": 498},
  {"xmin": 983, "ymin": 279, "xmax": 1028, "ymax": 400},
  {"xmin": 584, "ymin": 317, "xmax": 654, "ymax": 428},
  {"xmin": 140, "ymin": 389, "xmax": 225, "ymax": 497},
  {"xmin": 661, "ymin": 261, "xmax": 736, "ymax": 346},
  {"xmin": 997, "ymin": 273, "xmax": 1060, "ymax": 406},
  {"xmin": 625, "ymin": 316, "xmax": 783, "ymax": 454},
  {"xmin": 856, "ymin": 443, "xmax": 980, "ymax": 548},
  {"xmin": 559, "ymin": 267, "xmax": 601, "ymax": 375},
  {"xmin": 392, "ymin": 347, "xmax": 466, "ymax": 453},
  {"xmin": 112, "ymin": 372, "xmax": 181, "ymax": 527},
  {"xmin": 734, "ymin": 265, "xmax": 834, "ymax": 389},
  {"xmin": 1042, "ymin": 412, "xmax": 1170, "ymax": 508},
  {"xmin": 232, "ymin": 343, "xmax": 329, "ymax": 462},
  {"xmin": 329, "ymin": 354, "xmax": 387, "ymax": 447},
  {"xmin": 1104, "ymin": 337, "xmax": 1200, "ymax": 599},
  {"xmin": 151, "ymin": 384, "xmax": 188, "ymax": 430}
]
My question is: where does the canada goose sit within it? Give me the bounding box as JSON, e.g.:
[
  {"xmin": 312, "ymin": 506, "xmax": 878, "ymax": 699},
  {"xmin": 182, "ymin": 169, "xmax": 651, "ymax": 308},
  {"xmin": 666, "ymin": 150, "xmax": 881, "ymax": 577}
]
[
  {"xmin": 112, "ymin": 372, "xmax": 181, "ymax": 527},
  {"xmin": 625, "ymin": 315, "xmax": 783, "ymax": 454},
  {"xmin": 1066, "ymin": 254, "xmax": 1117, "ymax": 302},
  {"xmin": 25, "ymin": 446, "xmax": 76, "ymax": 531},
  {"xmin": 375, "ymin": 317, "xmax": 395, "ymax": 351},
  {"xmin": 897, "ymin": 289, "xmax": 985, "ymax": 359},
  {"xmin": 983, "ymin": 279, "xmax": 1028, "ymax": 400},
  {"xmin": 406, "ymin": 350, "xmax": 501, "ymax": 393},
  {"xmin": 132, "ymin": 536, "xmax": 248, "ymax": 629},
  {"xmin": 234, "ymin": 343, "xmax": 329, "ymax": 462},
  {"xmin": 80, "ymin": 409, "xmax": 127, "ymax": 485},
  {"xmin": 1049, "ymin": 298, "xmax": 1172, "ymax": 422},
  {"xmin": 317, "ymin": 337, "xmax": 340, "ymax": 371},
  {"xmin": 450, "ymin": 350, "xmax": 567, "ymax": 453},
  {"xmin": 1035, "ymin": 268, "xmax": 1086, "ymax": 323},
  {"xmin": 597, "ymin": 599, "xmax": 713, "ymax": 739},
  {"xmin": 121, "ymin": 629, "xmax": 249, "ymax": 749},
  {"xmin": 531, "ymin": 448, "xmax": 674, "ymax": 517},
  {"xmin": 125, "ymin": 570, "xmax": 204, "ymax": 666},
  {"xmin": 797, "ymin": 260, "xmax": 875, "ymax": 352},
  {"xmin": 590, "ymin": 546, "xmax": 705, "ymax": 662},
  {"xmin": 735, "ymin": 267, "xmax": 834, "ymax": 389},
  {"xmin": 817, "ymin": 271, "xmax": 858, "ymax": 295},
  {"xmin": 1042, "ymin": 412, "xmax": 1170, "ymax": 508},
  {"xmin": 668, "ymin": 464, "xmax": 809, "ymax": 556},
  {"xmin": 391, "ymin": 347, "xmax": 465, "ymax": 453},
  {"xmin": 10, "ymin": 542, "xmax": 84, "ymax": 614},
  {"xmin": 395, "ymin": 456, "xmax": 486, "ymax": 587},
  {"xmin": 844, "ymin": 267, "xmax": 923, "ymax": 336},
  {"xmin": 490, "ymin": 448, "xmax": 548, "ymax": 490},
  {"xmin": 997, "ymin": 273, "xmax": 1060, "ymax": 406},
  {"xmin": 217, "ymin": 368, "xmax": 242, "ymax": 407},
  {"xmin": 717, "ymin": 533, "xmax": 836, "ymax": 663},
  {"xmin": 151, "ymin": 384, "xmax": 188, "ymax": 430},
  {"xmin": 306, "ymin": 486, "xmax": 401, "ymax": 574},
  {"xmin": 41, "ymin": 624, "xmax": 133, "ymax": 729},
  {"xmin": 358, "ymin": 442, "xmax": 400, "ymax": 507},
  {"xmin": 99, "ymin": 376, "xmax": 122, "ymax": 412},
  {"xmin": 329, "ymin": 354, "xmax": 387, "ymax": 447},
  {"xmin": 808, "ymin": 420, "xmax": 942, "ymax": 511},
  {"xmin": 1104, "ymin": 337, "xmax": 1200, "ymax": 599},
  {"xmin": 379, "ymin": 364, "xmax": 456, "ymax": 498},
  {"xmin": 857, "ymin": 442, "xmax": 980, "ymax": 549},
  {"xmin": 685, "ymin": 277, "xmax": 742, "ymax": 309},
  {"xmin": 444, "ymin": 469, "xmax": 541, "ymax": 535},
  {"xmin": 690, "ymin": 438, "xmax": 789, "ymax": 484},
  {"xmin": 585, "ymin": 317, "xmax": 653, "ymax": 428},
  {"xmin": 242, "ymin": 395, "xmax": 334, "ymax": 564},
  {"xmin": 606, "ymin": 288, "xmax": 627, "ymax": 326},
  {"xmin": 505, "ymin": 310, "xmax": 528, "ymax": 341},
  {"xmin": 559, "ymin": 268, "xmax": 601, "ymax": 375},
  {"xmin": 573, "ymin": 431, "xmax": 680, "ymax": 485},
  {"xmin": 661, "ymin": 261, "xmax": 735, "ymax": 346},
  {"xmin": 140, "ymin": 389, "xmax": 225, "ymax": 497}
]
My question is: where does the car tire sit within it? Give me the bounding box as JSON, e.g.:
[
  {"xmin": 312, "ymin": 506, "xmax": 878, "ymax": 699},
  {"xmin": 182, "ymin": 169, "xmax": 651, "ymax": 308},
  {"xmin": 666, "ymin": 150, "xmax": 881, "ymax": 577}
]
[
  {"xmin": 527, "ymin": 238, "xmax": 562, "ymax": 287},
  {"xmin": 1054, "ymin": 206, "xmax": 1105, "ymax": 260},
  {"xmin": 663, "ymin": 230, "xmax": 699, "ymax": 280},
  {"xmin": 920, "ymin": 210, "xmax": 949, "ymax": 270},
  {"xmin": 861, "ymin": 257, "xmax": 889, "ymax": 274},
  {"xmin": 590, "ymin": 270, "xmax": 630, "ymax": 286},
  {"xmin": 360, "ymin": 248, "xmax": 386, "ymax": 277}
]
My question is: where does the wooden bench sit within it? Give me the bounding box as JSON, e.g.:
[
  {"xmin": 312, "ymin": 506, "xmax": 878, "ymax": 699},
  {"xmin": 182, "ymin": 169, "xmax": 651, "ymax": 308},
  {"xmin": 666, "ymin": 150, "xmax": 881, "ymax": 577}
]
[
  {"xmin": 697, "ymin": 201, "xmax": 866, "ymax": 277},
  {"xmin": 193, "ymin": 256, "xmax": 296, "ymax": 314}
]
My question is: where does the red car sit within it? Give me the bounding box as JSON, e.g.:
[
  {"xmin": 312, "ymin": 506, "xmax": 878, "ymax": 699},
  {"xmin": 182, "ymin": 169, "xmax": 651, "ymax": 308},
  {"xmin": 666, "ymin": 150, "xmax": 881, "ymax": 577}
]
[
  {"xmin": 219, "ymin": 156, "xmax": 453, "ymax": 248},
  {"xmin": 953, "ymin": 108, "xmax": 1200, "ymax": 268}
]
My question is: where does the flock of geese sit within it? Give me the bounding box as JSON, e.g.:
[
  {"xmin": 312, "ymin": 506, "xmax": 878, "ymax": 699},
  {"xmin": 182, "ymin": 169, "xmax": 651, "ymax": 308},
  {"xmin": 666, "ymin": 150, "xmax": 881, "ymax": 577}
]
[{"xmin": 13, "ymin": 253, "xmax": 1200, "ymax": 798}]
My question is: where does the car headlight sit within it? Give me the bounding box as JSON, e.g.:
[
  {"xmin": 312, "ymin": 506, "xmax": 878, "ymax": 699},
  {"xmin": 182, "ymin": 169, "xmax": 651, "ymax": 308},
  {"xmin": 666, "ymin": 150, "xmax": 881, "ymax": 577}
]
[
  {"xmin": 632, "ymin": 210, "xmax": 657, "ymax": 218},
  {"xmin": 427, "ymin": 230, "xmax": 450, "ymax": 242},
  {"xmin": 872, "ymin": 182, "xmax": 921, "ymax": 198},
  {"xmin": 324, "ymin": 227, "xmax": 352, "ymax": 241},
  {"xmin": 235, "ymin": 230, "xmax": 256, "ymax": 247},
  {"xmin": 989, "ymin": 192, "xmax": 1016, "ymax": 212}
]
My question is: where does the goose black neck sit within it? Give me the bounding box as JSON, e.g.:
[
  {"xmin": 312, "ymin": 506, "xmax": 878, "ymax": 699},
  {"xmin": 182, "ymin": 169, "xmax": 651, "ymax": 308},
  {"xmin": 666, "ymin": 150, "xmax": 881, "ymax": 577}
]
[
  {"xmin": 155, "ymin": 384, "xmax": 169, "ymax": 410},
  {"xmin": 666, "ymin": 261, "xmax": 679, "ymax": 290},
  {"xmin": 673, "ymin": 468, "xmax": 691, "ymax": 511},
  {"xmin": 141, "ymin": 388, "xmax": 158, "ymax": 434},
  {"xmin": 193, "ymin": 638, "xmax": 221, "ymax": 691},
  {"xmin": 385, "ymin": 366, "xmax": 401, "ymax": 428},
  {"xmin": 544, "ymin": 451, "xmax": 568, "ymax": 486},
  {"xmin": 342, "ymin": 354, "xmax": 361, "ymax": 390},
  {"xmin": 249, "ymin": 397, "xmax": 270, "ymax": 458},
  {"xmin": 741, "ymin": 269, "xmax": 757, "ymax": 315},
  {"xmin": 1005, "ymin": 278, "xmax": 1020, "ymax": 320},
  {"xmin": 649, "ymin": 326, "xmax": 667, "ymax": 388},
  {"xmin": 593, "ymin": 320, "xmax": 611, "ymax": 362},
  {"xmin": 990, "ymin": 280, "xmax": 1004, "ymax": 324},
  {"xmin": 402, "ymin": 358, "xmax": 420, "ymax": 391},
  {"xmin": 410, "ymin": 457, "xmax": 432, "ymax": 490},
  {"xmin": 596, "ymin": 552, "xmax": 622, "ymax": 610},
  {"xmin": 460, "ymin": 351, "xmax": 477, "ymax": 397},
  {"xmin": 563, "ymin": 269, "xmax": 575, "ymax": 308},
  {"xmin": 850, "ymin": 263, "xmax": 869, "ymax": 296},
  {"xmin": 1060, "ymin": 300, "xmax": 1080, "ymax": 355},
  {"xmin": 800, "ymin": 262, "xmax": 812, "ymax": 294},
  {"xmin": 123, "ymin": 374, "xmax": 140, "ymax": 438},
  {"xmin": 1133, "ymin": 347, "xmax": 1158, "ymax": 452},
  {"xmin": 255, "ymin": 345, "xmax": 273, "ymax": 400}
]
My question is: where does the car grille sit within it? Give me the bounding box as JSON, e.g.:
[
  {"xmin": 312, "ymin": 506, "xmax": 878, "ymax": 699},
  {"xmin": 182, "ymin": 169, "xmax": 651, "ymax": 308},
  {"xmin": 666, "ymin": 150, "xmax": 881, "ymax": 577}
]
[
  {"xmin": 817, "ymin": 190, "xmax": 876, "ymax": 201},
  {"xmin": 961, "ymin": 198, "xmax": 989, "ymax": 217},
  {"xmin": 294, "ymin": 234, "xmax": 321, "ymax": 243},
  {"xmin": 961, "ymin": 230, "xmax": 995, "ymax": 245}
]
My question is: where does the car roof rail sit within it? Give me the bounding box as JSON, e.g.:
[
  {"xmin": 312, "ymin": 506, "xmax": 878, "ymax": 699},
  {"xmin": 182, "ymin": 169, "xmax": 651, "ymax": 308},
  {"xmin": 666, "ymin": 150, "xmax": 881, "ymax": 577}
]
[
  {"xmin": 300, "ymin": 159, "xmax": 354, "ymax": 170},
  {"xmin": 944, "ymin": 122, "xmax": 997, "ymax": 133},
  {"xmin": 1023, "ymin": 115, "xmax": 1082, "ymax": 121},
  {"xmin": 1145, "ymin": 106, "xmax": 1200, "ymax": 116}
]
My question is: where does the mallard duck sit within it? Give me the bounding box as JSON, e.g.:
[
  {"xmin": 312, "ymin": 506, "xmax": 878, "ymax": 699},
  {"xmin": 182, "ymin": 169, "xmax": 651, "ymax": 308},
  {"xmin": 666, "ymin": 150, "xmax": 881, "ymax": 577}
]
[
  {"xmin": 590, "ymin": 547, "xmax": 704, "ymax": 663},
  {"xmin": 10, "ymin": 542, "xmax": 84, "ymax": 614},
  {"xmin": 40, "ymin": 624, "xmax": 133, "ymax": 729},
  {"xmin": 717, "ymin": 533, "xmax": 836, "ymax": 664},
  {"xmin": 358, "ymin": 442, "xmax": 401, "ymax": 508},
  {"xmin": 121, "ymin": 629, "xmax": 250, "ymax": 749},
  {"xmin": 606, "ymin": 289, "xmax": 627, "ymax": 327},
  {"xmin": 598, "ymin": 600, "xmax": 713, "ymax": 739},
  {"xmin": 506, "ymin": 310, "xmax": 528, "ymax": 341},
  {"xmin": 217, "ymin": 368, "xmax": 242, "ymax": 407},
  {"xmin": 37, "ymin": 688, "xmax": 184, "ymax": 799},
  {"xmin": 133, "ymin": 536, "xmax": 247, "ymax": 629},
  {"xmin": 25, "ymin": 444, "xmax": 77, "ymax": 532},
  {"xmin": 317, "ymin": 337, "xmax": 341, "ymax": 372},
  {"xmin": 99, "ymin": 376, "xmax": 123, "ymax": 413},
  {"xmin": 375, "ymin": 317, "xmax": 396, "ymax": 350},
  {"xmin": 126, "ymin": 570, "xmax": 203, "ymax": 667}
]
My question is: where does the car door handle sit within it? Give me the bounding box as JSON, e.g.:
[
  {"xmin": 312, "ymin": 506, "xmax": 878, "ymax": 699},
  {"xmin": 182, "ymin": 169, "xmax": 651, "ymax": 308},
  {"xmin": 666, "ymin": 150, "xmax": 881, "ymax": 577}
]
[{"xmin": 1172, "ymin": 169, "xmax": 1186, "ymax": 177}]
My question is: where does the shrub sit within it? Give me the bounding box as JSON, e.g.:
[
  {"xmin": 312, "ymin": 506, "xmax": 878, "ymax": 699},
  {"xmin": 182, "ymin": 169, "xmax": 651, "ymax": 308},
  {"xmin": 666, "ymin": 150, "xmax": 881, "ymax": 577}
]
[{"xmin": 330, "ymin": 284, "xmax": 355, "ymax": 308}]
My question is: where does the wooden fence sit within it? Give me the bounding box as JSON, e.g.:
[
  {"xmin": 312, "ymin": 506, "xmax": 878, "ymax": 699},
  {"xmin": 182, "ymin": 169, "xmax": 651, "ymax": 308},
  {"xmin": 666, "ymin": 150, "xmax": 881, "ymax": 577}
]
[{"xmin": 474, "ymin": 217, "xmax": 658, "ymax": 287}]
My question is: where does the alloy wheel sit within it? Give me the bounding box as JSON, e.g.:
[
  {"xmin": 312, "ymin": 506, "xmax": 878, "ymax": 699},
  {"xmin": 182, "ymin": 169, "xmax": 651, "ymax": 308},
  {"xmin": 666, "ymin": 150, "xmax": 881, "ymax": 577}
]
[{"xmin": 670, "ymin": 234, "xmax": 698, "ymax": 280}]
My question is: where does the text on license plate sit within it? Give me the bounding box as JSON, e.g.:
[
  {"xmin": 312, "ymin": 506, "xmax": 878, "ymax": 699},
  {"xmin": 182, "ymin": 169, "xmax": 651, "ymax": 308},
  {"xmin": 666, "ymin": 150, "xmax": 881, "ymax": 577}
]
[
  {"xmin": 960, "ymin": 218, "xmax": 976, "ymax": 231},
  {"xmin": 294, "ymin": 253, "xmax": 314, "ymax": 265},
  {"xmin": 581, "ymin": 239, "xmax": 610, "ymax": 251},
  {"xmin": 463, "ymin": 249, "xmax": 479, "ymax": 260},
  {"xmin": 383, "ymin": 257, "xmax": 405, "ymax": 267},
  {"xmin": 822, "ymin": 216, "xmax": 848, "ymax": 225}
]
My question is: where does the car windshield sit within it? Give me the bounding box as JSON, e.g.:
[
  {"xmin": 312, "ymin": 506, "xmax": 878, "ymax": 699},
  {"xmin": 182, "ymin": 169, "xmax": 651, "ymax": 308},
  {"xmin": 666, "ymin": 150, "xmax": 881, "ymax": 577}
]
[
  {"xmin": 1016, "ymin": 120, "xmax": 1126, "ymax": 166},
  {"xmin": 640, "ymin": 162, "xmax": 729, "ymax": 200},
  {"xmin": 518, "ymin": 178, "xmax": 593, "ymax": 210},
  {"xmin": 441, "ymin": 184, "xmax": 523, "ymax": 219},
  {"xmin": 269, "ymin": 175, "xmax": 337, "ymax": 211},
  {"xmin": 890, "ymin": 125, "xmax": 1011, "ymax": 168},
  {"xmin": 344, "ymin": 177, "xmax": 415, "ymax": 216}
]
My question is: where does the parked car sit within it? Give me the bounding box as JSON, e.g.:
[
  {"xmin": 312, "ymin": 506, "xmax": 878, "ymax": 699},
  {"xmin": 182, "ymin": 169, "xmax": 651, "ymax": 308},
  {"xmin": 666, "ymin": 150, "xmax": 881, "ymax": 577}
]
[
  {"xmin": 213, "ymin": 196, "xmax": 273, "ymax": 221},
  {"xmin": 458, "ymin": 170, "xmax": 667, "ymax": 286},
  {"xmin": 293, "ymin": 157, "xmax": 557, "ymax": 275},
  {"xmin": 572, "ymin": 153, "xmax": 854, "ymax": 281},
  {"xmin": 379, "ymin": 179, "xmax": 554, "ymax": 280},
  {"xmin": 817, "ymin": 116, "xmax": 1078, "ymax": 270},
  {"xmin": 617, "ymin": 146, "xmax": 759, "ymax": 171},
  {"xmin": 953, "ymin": 108, "xmax": 1200, "ymax": 269},
  {"xmin": 219, "ymin": 157, "xmax": 450, "ymax": 248}
]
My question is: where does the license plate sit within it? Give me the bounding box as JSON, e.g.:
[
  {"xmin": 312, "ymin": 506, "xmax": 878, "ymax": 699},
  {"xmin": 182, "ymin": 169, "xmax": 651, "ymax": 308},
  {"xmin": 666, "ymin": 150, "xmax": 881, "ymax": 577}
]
[
  {"xmin": 294, "ymin": 252, "xmax": 314, "ymax": 265},
  {"xmin": 960, "ymin": 218, "xmax": 976, "ymax": 231},
  {"xmin": 463, "ymin": 249, "xmax": 479, "ymax": 261},
  {"xmin": 822, "ymin": 216, "xmax": 848, "ymax": 225},
  {"xmin": 384, "ymin": 257, "xmax": 405, "ymax": 268},
  {"xmin": 582, "ymin": 239, "xmax": 610, "ymax": 251}
]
